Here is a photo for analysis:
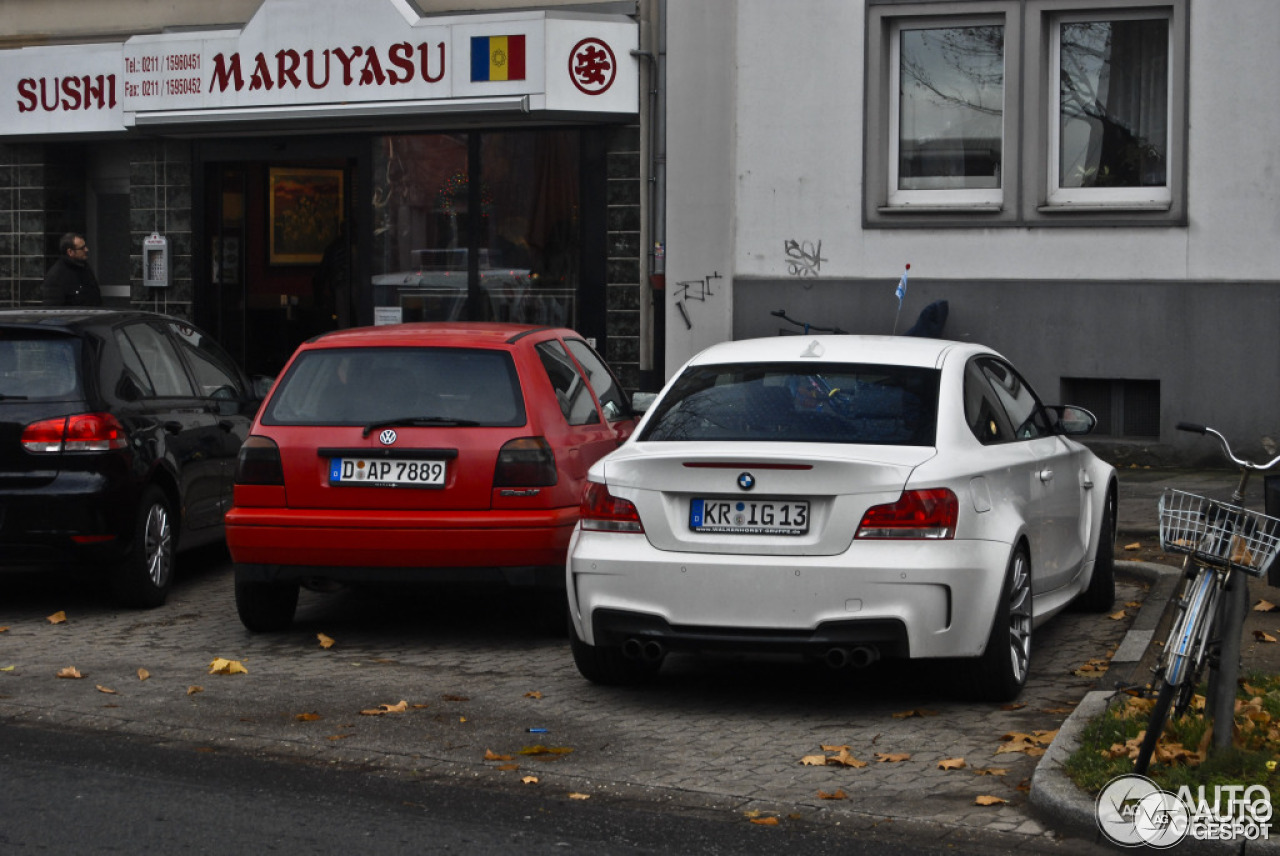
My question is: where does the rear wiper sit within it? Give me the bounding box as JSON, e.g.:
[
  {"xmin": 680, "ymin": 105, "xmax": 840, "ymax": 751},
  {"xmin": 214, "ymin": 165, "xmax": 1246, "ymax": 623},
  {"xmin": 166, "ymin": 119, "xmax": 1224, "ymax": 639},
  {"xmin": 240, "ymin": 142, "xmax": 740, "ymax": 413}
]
[{"xmin": 362, "ymin": 416, "xmax": 480, "ymax": 437}]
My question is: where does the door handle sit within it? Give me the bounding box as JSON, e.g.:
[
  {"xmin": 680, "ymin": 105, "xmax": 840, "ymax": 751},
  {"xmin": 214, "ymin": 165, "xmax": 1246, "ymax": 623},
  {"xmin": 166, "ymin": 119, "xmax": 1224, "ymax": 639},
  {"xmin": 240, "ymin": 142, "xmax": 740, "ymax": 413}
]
[{"xmin": 1039, "ymin": 468, "xmax": 1054, "ymax": 483}]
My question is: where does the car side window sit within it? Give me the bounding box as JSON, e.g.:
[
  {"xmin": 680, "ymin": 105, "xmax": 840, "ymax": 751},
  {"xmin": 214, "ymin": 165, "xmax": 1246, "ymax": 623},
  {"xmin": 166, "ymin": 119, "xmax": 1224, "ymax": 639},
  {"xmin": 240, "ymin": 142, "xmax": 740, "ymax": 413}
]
[
  {"xmin": 535, "ymin": 340, "xmax": 600, "ymax": 426},
  {"xmin": 977, "ymin": 358, "xmax": 1051, "ymax": 441},
  {"xmin": 114, "ymin": 329, "xmax": 157, "ymax": 399},
  {"xmin": 165, "ymin": 321, "xmax": 245, "ymax": 400},
  {"xmin": 564, "ymin": 339, "xmax": 631, "ymax": 423},
  {"xmin": 118, "ymin": 323, "xmax": 195, "ymax": 397}
]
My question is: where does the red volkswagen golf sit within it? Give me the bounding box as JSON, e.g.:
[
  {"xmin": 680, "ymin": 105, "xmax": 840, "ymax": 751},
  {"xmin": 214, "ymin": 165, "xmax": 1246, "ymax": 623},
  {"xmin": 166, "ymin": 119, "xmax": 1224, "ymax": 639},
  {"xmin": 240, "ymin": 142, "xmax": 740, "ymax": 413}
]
[{"xmin": 226, "ymin": 323, "xmax": 637, "ymax": 631}]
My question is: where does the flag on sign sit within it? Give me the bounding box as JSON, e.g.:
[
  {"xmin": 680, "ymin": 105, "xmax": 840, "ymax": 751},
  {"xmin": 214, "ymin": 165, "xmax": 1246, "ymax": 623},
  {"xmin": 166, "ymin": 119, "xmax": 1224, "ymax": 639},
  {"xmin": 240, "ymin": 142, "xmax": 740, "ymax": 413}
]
[
  {"xmin": 471, "ymin": 35, "xmax": 527, "ymax": 82},
  {"xmin": 895, "ymin": 264, "xmax": 910, "ymax": 305}
]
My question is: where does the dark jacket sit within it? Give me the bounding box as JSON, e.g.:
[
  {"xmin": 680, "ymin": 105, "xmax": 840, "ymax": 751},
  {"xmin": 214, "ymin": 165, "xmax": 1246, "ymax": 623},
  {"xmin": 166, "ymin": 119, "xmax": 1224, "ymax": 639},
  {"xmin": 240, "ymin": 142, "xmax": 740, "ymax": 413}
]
[{"xmin": 42, "ymin": 257, "xmax": 102, "ymax": 307}]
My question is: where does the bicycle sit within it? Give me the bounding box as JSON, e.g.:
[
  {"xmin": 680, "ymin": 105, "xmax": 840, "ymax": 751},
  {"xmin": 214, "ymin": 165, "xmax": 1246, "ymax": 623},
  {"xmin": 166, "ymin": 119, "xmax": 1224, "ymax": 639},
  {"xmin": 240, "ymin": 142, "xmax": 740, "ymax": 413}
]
[
  {"xmin": 771, "ymin": 309, "xmax": 847, "ymax": 335},
  {"xmin": 1133, "ymin": 422, "xmax": 1280, "ymax": 774}
]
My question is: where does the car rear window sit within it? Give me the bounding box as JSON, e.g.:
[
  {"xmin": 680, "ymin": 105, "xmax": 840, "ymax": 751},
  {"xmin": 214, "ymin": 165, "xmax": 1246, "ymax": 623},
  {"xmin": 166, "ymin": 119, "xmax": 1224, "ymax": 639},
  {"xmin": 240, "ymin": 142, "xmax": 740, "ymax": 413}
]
[
  {"xmin": 639, "ymin": 362, "xmax": 940, "ymax": 445},
  {"xmin": 0, "ymin": 335, "xmax": 81, "ymax": 400},
  {"xmin": 260, "ymin": 346, "xmax": 525, "ymax": 427}
]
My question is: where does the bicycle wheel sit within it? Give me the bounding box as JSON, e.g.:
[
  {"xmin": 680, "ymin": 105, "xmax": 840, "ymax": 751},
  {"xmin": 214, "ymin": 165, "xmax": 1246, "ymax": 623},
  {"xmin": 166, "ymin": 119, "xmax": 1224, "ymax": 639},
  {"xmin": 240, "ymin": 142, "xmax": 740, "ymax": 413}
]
[{"xmin": 1135, "ymin": 680, "xmax": 1178, "ymax": 775}]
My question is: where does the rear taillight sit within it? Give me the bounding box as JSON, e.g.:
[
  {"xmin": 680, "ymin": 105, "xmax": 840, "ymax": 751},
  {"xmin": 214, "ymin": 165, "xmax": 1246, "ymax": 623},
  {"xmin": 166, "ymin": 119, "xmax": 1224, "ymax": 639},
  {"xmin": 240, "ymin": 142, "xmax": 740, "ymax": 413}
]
[
  {"xmin": 494, "ymin": 437, "xmax": 557, "ymax": 487},
  {"xmin": 579, "ymin": 481, "xmax": 644, "ymax": 533},
  {"xmin": 21, "ymin": 413, "xmax": 128, "ymax": 453},
  {"xmin": 235, "ymin": 436, "xmax": 284, "ymax": 485},
  {"xmin": 855, "ymin": 488, "xmax": 957, "ymax": 540}
]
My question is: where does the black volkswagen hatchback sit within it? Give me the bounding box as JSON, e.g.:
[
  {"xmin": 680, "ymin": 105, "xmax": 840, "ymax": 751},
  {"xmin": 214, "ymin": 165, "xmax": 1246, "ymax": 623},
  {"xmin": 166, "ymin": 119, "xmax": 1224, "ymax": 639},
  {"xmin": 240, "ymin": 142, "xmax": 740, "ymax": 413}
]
[{"xmin": 0, "ymin": 309, "xmax": 263, "ymax": 607}]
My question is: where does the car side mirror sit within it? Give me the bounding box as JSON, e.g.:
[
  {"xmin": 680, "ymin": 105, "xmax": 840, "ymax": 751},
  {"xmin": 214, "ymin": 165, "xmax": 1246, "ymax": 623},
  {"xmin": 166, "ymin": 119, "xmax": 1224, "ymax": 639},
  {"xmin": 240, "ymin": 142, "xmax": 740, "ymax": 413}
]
[
  {"xmin": 1052, "ymin": 405, "xmax": 1097, "ymax": 436},
  {"xmin": 631, "ymin": 391, "xmax": 658, "ymax": 414},
  {"xmin": 252, "ymin": 375, "xmax": 275, "ymax": 399}
]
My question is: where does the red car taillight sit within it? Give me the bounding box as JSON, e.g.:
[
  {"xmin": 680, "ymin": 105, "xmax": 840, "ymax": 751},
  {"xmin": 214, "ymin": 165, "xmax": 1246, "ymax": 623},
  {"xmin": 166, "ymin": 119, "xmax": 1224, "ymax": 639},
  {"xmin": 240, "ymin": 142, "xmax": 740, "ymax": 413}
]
[
  {"xmin": 21, "ymin": 413, "xmax": 128, "ymax": 453},
  {"xmin": 235, "ymin": 436, "xmax": 284, "ymax": 485},
  {"xmin": 494, "ymin": 437, "xmax": 557, "ymax": 487},
  {"xmin": 579, "ymin": 481, "xmax": 644, "ymax": 533},
  {"xmin": 855, "ymin": 488, "xmax": 958, "ymax": 540}
]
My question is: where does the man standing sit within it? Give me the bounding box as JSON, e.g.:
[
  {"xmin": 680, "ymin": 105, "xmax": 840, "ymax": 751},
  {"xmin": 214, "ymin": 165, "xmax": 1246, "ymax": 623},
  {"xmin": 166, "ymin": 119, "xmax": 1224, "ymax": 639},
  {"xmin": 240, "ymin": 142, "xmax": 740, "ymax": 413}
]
[{"xmin": 42, "ymin": 232, "xmax": 102, "ymax": 306}]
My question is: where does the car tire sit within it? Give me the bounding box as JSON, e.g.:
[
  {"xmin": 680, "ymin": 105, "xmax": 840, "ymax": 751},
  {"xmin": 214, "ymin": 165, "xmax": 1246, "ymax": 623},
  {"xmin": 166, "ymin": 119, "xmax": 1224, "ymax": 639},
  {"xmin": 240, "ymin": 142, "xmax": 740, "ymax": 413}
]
[
  {"xmin": 569, "ymin": 622, "xmax": 662, "ymax": 686},
  {"xmin": 111, "ymin": 485, "xmax": 175, "ymax": 609},
  {"xmin": 963, "ymin": 546, "xmax": 1033, "ymax": 702},
  {"xmin": 1073, "ymin": 488, "xmax": 1116, "ymax": 613},
  {"xmin": 235, "ymin": 568, "xmax": 299, "ymax": 632}
]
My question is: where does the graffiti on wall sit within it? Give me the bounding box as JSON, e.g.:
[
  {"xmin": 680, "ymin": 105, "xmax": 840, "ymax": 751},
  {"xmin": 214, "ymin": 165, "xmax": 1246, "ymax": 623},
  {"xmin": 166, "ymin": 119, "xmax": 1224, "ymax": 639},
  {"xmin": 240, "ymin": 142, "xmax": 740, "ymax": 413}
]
[{"xmin": 784, "ymin": 239, "xmax": 825, "ymax": 277}]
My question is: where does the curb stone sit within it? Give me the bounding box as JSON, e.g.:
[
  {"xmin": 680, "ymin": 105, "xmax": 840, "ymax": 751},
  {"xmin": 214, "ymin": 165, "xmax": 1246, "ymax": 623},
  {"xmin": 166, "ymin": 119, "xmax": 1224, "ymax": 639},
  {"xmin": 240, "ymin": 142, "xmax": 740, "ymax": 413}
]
[{"xmin": 1029, "ymin": 561, "xmax": 1280, "ymax": 853}]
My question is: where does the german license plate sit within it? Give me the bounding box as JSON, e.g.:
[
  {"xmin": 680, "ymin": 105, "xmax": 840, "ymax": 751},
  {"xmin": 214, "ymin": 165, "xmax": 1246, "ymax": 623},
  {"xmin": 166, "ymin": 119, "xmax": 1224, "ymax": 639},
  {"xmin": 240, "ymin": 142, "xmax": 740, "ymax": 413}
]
[
  {"xmin": 329, "ymin": 458, "xmax": 447, "ymax": 487},
  {"xmin": 689, "ymin": 498, "xmax": 809, "ymax": 535}
]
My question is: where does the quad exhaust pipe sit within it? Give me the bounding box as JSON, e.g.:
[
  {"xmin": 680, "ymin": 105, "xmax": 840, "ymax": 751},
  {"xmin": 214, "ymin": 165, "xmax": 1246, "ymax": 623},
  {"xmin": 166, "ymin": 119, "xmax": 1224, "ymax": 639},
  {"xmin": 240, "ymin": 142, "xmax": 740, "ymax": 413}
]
[
  {"xmin": 622, "ymin": 637, "xmax": 666, "ymax": 662},
  {"xmin": 823, "ymin": 645, "xmax": 880, "ymax": 669}
]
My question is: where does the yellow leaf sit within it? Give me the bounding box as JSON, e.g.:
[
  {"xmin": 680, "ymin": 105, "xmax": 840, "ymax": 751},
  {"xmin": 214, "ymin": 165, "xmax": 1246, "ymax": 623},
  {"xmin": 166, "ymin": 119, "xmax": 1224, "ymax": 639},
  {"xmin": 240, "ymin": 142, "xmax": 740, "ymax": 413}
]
[
  {"xmin": 56, "ymin": 666, "xmax": 83, "ymax": 679},
  {"xmin": 1254, "ymin": 599, "xmax": 1278, "ymax": 612},
  {"xmin": 937, "ymin": 757, "xmax": 966, "ymax": 770},
  {"xmin": 1254, "ymin": 630, "xmax": 1278, "ymax": 643},
  {"xmin": 1108, "ymin": 610, "xmax": 1127, "ymax": 620},
  {"xmin": 828, "ymin": 748, "xmax": 867, "ymax": 768},
  {"xmin": 327, "ymin": 734, "xmax": 352, "ymax": 741},
  {"xmin": 743, "ymin": 810, "xmax": 762, "ymax": 818},
  {"xmin": 750, "ymin": 817, "xmax": 779, "ymax": 826},
  {"xmin": 95, "ymin": 685, "xmax": 117, "ymax": 694},
  {"xmin": 187, "ymin": 685, "xmax": 203, "ymax": 695},
  {"xmin": 817, "ymin": 789, "xmax": 848, "ymax": 800},
  {"xmin": 819, "ymin": 744, "xmax": 850, "ymax": 752},
  {"xmin": 47, "ymin": 611, "xmax": 66, "ymax": 625},
  {"xmin": 485, "ymin": 749, "xmax": 513, "ymax": 761},
  {"xmin": 137, "ymin": 668, "xmax": 150, "ymax": 681},
  {"xmin": 1000, "ymin": 703, "xmax": 1026, "ymax": 711},
  {"xmin": 975, "ymin": 795, "xmax": 1008, "ymax": 806},
  {"xmin": 361, "ymin": 700, "xmax": 409, "ymax": 715},
  {"xmin": 568, "ymin": 793, "xmax": 591, "ymax": 800},
  {"xmin": 519, "ymin": 745, "xmax": 574, "ymax": 756},
  {"xmin": 0, "ymin": 626, "xmax": 8, "ymax": 632},
  {"xmin": 295, "ymin": 712, "xmax": 322, "ymax": 721},
  {"xmin": 800, "ymin": 754, "xmax": 828, "ymax": 766},
  {"xmin": 317, "ymin": 633, "xmax": 335, "ymax": 649},
  {"xmin": 208, "ymin": 658, "xmax": 248, "ymax": 675},
  {"xmin": 1123, "ymin": 542, "xmax": 1142, "ymax": 551},
  {"xmin": 525, "ymin": 691, "xmax": 543, "ymax": 699},
  {"xmin": 0, "ymin": 665, "xmax": 14, "ymax": 672},
  {"xmin": 521, "ymin": 776, "xmax": 539, "ymax": 784},
  {"xmin": 496, "ymin": 763, "xmax": 519, "ymax": 771},
  {"xmin": 874, "ymin": 752, "xmax": 911, "ymax": 763}
]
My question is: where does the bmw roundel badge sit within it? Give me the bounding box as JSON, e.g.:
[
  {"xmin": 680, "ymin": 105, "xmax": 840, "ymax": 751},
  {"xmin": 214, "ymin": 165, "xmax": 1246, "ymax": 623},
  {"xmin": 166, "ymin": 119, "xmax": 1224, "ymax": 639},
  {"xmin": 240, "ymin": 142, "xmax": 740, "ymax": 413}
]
[
  {"xmin": 379, "ymin": 429, "xmax": 397, "ymax": 446},
  {"xmin": 737, "ymin": 472, "xmax": 755, "ymax": 491}
]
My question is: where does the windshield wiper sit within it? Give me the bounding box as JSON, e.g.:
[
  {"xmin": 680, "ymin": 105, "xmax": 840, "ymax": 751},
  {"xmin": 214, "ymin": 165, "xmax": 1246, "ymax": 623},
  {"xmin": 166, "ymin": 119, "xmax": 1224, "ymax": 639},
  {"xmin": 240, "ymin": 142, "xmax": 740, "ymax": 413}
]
[{"xmin": 362, "ymin": 416, "xmax": 480, "ymax": 437}]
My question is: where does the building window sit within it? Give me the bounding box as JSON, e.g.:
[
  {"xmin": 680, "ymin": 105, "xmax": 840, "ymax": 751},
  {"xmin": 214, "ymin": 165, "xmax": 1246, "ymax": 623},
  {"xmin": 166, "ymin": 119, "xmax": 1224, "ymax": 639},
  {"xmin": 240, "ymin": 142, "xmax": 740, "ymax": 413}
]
[
  {"xmin": 865, "ymin": 0, "xmax": 1186, "ymax": 227},
  {"xmin": 1061, "ymin": 377, "xmax": 1160, "ymax": 438},
  {"xmin": 890, "ymin": 19, "xmax": 1005, "ymax": 208},
  {"xmin": 1050, "ymin": 12, "xmax": 1170, "ymax": 208}
]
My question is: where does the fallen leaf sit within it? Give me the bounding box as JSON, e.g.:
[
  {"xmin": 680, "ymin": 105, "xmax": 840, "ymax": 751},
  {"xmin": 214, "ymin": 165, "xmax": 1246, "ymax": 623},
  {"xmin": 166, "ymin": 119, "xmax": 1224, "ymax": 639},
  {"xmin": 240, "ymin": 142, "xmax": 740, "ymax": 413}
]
[
  {"xmin": 519, "ymin": 745, "xmax": 574, "ymax": 756},
  {"xmin": 1254, "ymin": 630, "xmax": 1277, "ymax": 643},
  {"xmin": 828, "ymin": 748, "xmax": 867, "ymax": 768},
  {"xmin": 1126, "ymin": 601, "xmax": 1141, "ymax": 608},
  {"xmin": 0, "ymin": 665, "xmax": 14, "ymax": 672},
  {"xmin": 1123, "ymin": 542, "xmax": 1142, "ymax": 551},
  {"xmin": 1000, "ymin": 702, "xmax": 1026, "ymax": 711},
  {"xmin": 208, "ymin": 658, "xmax": 248, "ymax": 675},
  {"xmin": 95, "ymin": 685, "xmax": 117, "ymax": 694},
  {"xmin": 0, "ymin": 626, "xmax": 8, "ymax": 632},
  {"xmin": 817, "ymin": 789, "xmax": 848, "ymax": 800},
  {"xmin": 800, "ymin": 754, "xmax": 829, "ymax": 766},
  {"xmin": 56, "ymin": 666, "xmax": 84, "ymax": 679},
  {"xmin": 47, "ymin": 611, "xmax": 66, "ymax": 625},
  {"xmin": 442, "ymin": 694, "xmax": 470, "ymax": 702},
  {"xmin": 1072, "ymin": 658, "xmax": 1110, "ymax": 676},
  {"xmin": 317, "ymin": 633, "xmax": 335, "ymax": 649},
  {"xmin": 525, "ymin": 691, "xmax": 543, "ymax": 699},
  {"xmin": 485, "ymin": 749, "xmax": 513, "ymax": 761},
  {"xmin": 937, "ymin": 758, "xmax": 966, "ymax": 770},
  {"xmin": 749, "ymin": 817, "xmax": 779, "ymax": 826},
  {"xmin": 975, "ymin": 795, "xmax": 1008, "ymax": 806},
  {"xmin": 874, "ymin": 752, "xmax": 911, "ymax": 763},
  {"xmin": 1108, "ymin": 610, "xmax": 1128, "ymax": 620},
  {"xmin": 137, "ymin": 668, "xmax": 150, "ymax": 681},
  {"xmin": 819, "ymin": 744, "xmax": 850, "ymax": 752},
  {"xmin": 187, "ymin": 685, "xmax": 203, "ymax": 695},
  {"xmin": 568, "ymin": 793, "xmax": 591, "ymax": 800},
  {"xmin": 521, "ymin": 776, "xmax": 539, "ymax": 784},
  {"xmin": 891, "ymin": 708, "xmax": 938, "ymax": 718},
  {"xmin": 327, "ymin": 734, "xmax": 352, "ymax": 741},
  {"xmin": 972, "ymin": 767, "xmax": 1008, "ymax": 776},
  {"xmin": 497, "ymin": 763, "xmax": 519, "ymax": 771},
  {"xmin": 295, "ymin": 712, "xmax": 322, "ymax": 721},
  {"xmin": 360, "ymin": 700, "xmax": 409, "ymax": 716},
  {"xmin": 1255, "ymin": 600, "xmax": 1278, "ymax": 612}
]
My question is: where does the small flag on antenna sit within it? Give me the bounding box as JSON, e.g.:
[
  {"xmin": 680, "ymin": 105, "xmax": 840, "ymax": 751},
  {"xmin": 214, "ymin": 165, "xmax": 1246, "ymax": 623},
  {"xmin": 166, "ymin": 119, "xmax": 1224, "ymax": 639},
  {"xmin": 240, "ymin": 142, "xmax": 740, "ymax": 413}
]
[{"xmin": 895, "ymin": 264, "xmax": 910, "ymax": 306}]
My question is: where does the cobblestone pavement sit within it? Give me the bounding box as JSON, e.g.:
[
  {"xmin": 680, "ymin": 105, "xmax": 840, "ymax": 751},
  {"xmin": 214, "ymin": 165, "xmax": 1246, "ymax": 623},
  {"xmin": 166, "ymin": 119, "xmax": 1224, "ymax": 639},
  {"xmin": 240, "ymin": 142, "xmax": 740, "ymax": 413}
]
[{"xmin": 0, "ymin": 546, "xmax": 1137, "ymax": 852}]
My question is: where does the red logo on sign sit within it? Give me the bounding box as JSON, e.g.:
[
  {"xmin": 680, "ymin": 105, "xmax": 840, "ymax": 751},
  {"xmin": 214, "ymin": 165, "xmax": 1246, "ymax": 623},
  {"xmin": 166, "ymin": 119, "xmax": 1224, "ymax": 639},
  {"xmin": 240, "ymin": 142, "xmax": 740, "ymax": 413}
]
[{"xmin": 569, "ymin": 38, "xmax": 616, "ymax": 95}]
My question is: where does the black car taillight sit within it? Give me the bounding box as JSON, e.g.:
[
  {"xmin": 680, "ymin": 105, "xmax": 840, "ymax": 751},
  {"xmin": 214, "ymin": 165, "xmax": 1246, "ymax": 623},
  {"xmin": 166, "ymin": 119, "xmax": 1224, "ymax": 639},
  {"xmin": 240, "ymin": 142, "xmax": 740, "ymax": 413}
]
[
  {"xmin": 494, "ymin": 437, "xmax": 557, "ymax": 487},
  {"xmin": 235, "ymin": 435, "xmax": 284, "ymax": 485},
  {"xmin": 21, "ymin": 413, "xmax": 128, "ymax": 453}
]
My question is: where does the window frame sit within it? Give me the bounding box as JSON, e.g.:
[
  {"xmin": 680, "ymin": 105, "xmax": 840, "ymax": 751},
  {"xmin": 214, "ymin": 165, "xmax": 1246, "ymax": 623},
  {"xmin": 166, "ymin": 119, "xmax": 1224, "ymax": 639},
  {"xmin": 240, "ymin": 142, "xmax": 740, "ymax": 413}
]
[{"xmin": 865, "ymin": 0, "xmax": 1187, "ymax": 228}]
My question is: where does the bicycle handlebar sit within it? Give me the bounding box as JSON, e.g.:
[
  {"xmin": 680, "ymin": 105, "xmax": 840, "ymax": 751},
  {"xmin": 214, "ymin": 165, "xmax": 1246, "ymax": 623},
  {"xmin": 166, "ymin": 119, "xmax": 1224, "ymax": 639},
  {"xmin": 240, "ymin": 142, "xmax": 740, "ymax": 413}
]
[
  {"xmin": 771, "ymin": 309, "xmax": 848, "ymax": 335},
  {"xmin": 1178, "ymin": 422, "xmax": 1280, "ymax": 472}
]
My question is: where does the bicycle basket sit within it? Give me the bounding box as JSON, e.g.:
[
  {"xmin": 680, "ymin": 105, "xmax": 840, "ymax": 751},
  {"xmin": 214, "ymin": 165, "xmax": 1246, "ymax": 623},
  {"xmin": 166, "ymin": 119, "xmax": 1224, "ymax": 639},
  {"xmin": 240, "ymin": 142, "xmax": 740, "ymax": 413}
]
[{"xmin": 1158, "ymin": 488, "xmax": 1280, "ymax": 577}]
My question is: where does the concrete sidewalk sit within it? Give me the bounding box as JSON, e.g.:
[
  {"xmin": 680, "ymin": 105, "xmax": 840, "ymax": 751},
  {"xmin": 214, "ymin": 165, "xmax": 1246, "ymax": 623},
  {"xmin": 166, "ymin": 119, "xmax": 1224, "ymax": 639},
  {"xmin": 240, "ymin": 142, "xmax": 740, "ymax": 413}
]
[{"xmin": 1029, "ymin": 466, "xmax": 1280, "ymax": 852}]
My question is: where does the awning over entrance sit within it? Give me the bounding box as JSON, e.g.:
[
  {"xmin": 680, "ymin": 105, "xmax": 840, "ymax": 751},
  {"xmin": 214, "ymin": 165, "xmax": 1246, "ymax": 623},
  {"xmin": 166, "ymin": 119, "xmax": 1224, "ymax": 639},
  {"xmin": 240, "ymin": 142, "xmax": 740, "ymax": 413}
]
[{"xmin": 1, "ymin": 0, "xmax": 638, "ymax": 139}]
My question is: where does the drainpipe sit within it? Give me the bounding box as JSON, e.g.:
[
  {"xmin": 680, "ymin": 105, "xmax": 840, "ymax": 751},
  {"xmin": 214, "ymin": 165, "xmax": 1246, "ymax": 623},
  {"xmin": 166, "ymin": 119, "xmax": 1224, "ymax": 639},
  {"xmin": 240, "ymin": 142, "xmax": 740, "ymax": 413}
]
[{"xmin": 631, "ymin": 0, "xmax": 666, "ymax": 390}]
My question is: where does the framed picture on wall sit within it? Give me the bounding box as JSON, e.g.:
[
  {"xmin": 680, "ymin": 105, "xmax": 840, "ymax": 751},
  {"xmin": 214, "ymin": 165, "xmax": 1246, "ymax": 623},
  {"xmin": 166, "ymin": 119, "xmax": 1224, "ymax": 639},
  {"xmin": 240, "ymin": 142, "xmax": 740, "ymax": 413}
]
[{"xmin": 268, "ymin": 167, "xmax": 343, "ymax": 265}]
